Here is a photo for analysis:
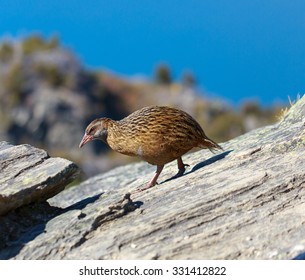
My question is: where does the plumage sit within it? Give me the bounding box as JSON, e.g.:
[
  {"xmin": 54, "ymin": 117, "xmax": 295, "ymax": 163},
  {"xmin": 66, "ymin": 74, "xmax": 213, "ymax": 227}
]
[{"xmin": 79, "ymin": 106, "xmax": 222, "ymax": 191}]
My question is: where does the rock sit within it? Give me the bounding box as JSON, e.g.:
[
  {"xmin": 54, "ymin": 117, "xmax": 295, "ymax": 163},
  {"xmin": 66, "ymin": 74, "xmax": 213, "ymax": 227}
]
[
  {"xmin": 1, "ymin": 96, "xmax": 305, "ymax": 260},
  {"xmin": 0, "ymin": 142, "xmax": 80, "ymax": 216}
]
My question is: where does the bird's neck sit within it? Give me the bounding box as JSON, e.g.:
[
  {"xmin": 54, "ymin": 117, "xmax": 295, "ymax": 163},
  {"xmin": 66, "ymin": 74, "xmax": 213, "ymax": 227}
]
[
  {"xmin": 107, "ymin": 119, "xmax": 122, "ymax": 138},
  {"xmin": 106, "ymin": 120, "xmax": 136, "ymax": 156}
]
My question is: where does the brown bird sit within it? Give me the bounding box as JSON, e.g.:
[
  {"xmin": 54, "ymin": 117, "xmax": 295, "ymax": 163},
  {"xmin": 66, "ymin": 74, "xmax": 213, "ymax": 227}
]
[{"xmin": 79, "ymin": 106, "xmax": 222, "ymax": 191}]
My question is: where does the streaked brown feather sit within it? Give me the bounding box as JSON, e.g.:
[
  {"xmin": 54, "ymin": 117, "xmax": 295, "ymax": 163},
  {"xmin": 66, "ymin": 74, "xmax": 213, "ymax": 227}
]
[
  {"xmin": 85, "ymin": 106, "xmax": 222, "ymax": 165},
  {"xmin": 80, "ymin": 105, "xmax": 222, "ymax": 190}
]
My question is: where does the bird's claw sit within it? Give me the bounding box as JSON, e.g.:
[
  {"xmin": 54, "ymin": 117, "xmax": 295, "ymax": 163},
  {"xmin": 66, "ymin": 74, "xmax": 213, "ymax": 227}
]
[
  {"xmin": 177, "ymin": 163, "xmax": 189, "ymax": 177},
  {"xmin": 131, "ymin": 181, "xmax": 158, "ymax": 194}
]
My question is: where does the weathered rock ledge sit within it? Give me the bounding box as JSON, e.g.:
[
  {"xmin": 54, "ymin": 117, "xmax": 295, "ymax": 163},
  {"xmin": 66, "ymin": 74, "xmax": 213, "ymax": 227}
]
[
  {"xmin": 0, "ymin": 143, "xmax": 79, "ymax": 216},
  {"xmin": 1, "ymin": 96, "xmax": 305, "ymax": 260}
]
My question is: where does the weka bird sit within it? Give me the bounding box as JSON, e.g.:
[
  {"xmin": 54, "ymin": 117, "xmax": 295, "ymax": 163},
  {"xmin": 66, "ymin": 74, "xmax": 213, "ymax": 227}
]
[{"xmin": 79, "ymin": 106, "xmax": 222, "ymax": 191}]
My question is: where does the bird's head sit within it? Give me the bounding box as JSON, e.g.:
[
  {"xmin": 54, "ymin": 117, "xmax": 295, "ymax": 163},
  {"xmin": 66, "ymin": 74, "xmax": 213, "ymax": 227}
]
[{"xmin": 79, "ymin": 118, "xmax": 110, "ymax": 148}]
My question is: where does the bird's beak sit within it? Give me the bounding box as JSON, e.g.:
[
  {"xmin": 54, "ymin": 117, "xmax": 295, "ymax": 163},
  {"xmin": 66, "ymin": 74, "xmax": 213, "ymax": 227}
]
[{"xmin": 79, "ymin": 134, "xmax": 93, "ymax": 148}]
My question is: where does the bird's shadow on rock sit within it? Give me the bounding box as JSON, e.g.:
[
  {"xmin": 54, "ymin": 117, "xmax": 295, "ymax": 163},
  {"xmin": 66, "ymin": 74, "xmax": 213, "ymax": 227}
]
[
  {"xmin": 189, "ymin": 150, "xmax": 233, "ymax": 173},
  {"xmin": 292, "ymin": 252, "xmax": 305, "ymax": 260},
  {"xmin": 0, "ymin": 192, "xmax": 104, "ymax": 260},
  {"xmin": 161, "ymin": 150, "xmax": 233, "ymax": 184}
]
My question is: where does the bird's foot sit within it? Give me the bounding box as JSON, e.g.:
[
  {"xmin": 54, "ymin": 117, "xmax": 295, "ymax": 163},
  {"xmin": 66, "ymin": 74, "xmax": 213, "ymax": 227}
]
[
  {"xmin": 175, "ymin": 163, "xmax": 190, "ymax": 178},
  {"xmin": 132, "ymin": 182, "xmax": 158, "ymax": 194}
]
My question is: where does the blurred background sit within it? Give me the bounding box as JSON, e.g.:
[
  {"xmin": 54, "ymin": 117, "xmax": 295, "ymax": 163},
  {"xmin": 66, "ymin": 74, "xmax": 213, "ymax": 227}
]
[{"xmin": 0, "ymin": 1, "xmax": 304, "ymax": 177}]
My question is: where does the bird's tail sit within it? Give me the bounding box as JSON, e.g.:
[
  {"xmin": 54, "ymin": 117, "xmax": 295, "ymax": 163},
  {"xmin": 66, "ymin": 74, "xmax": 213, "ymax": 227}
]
[{"xmin": 199, "ymin": 137, "xmax": 223, "ymax": 153}]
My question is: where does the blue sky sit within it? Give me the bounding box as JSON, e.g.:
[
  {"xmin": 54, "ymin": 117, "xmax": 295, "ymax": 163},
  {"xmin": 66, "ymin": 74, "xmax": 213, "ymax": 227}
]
[{"xmin": 1, "ymin": 0, "xmax": 305, "ymax": 105}]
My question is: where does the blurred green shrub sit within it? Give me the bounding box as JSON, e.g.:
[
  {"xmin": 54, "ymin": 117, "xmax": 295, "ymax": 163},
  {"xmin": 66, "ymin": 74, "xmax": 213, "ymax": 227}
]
[
  {"xmin": 22, "ymin": 34, "xmax": 59, "ymax": 55},
  {"xmin": 3, "ymin": 64, "xmax": 23, "ymax": 106},
  {"xmin": 209, "ymin": 112, "xmax": 245, "ymax": 141},
  {"xmin": 155, "ymin": 64, "xmax": 172, "ymax": 84},
  {"xmin": 241, "ymin": 102, "xmax": 262, "ymax": 115},
  {"xmin": 0, "ymin": 42, "xmax": 14, "ymax": 63},
  {"xmin": 34, "ymin": 63, "xmax": 65, "ymax": 88}
]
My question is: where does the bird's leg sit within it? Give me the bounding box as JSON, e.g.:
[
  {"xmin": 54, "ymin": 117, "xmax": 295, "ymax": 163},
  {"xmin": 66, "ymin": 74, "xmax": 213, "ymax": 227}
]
[
  {"xmin": 146, "ymin": 165, "xmax": 164, "ymax": 188},
  {"xmin": 176, "ymin": 157, "xmax": 189, "ymax": 177},
  {"xmin": 133, "ymin": 165, "xmax": 164, "ymax": 193}
]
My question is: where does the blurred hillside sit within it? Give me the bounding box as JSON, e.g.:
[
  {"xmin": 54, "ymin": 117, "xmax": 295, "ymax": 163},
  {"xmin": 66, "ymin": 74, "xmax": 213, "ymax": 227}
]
[{"xmin": 0, "ymin": 35, "xmax": 283, "ymax": 177}]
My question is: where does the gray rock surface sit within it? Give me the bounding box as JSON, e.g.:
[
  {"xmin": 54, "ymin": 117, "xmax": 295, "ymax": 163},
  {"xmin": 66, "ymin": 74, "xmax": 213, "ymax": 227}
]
[
  {"xmin": 1, "ymin": 96, "xmax": 305, "ymax": 260},
  {"xmin": 0, "ymin": 142, "xmax": 80, "ymax": 216}
]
